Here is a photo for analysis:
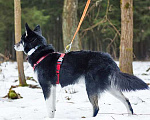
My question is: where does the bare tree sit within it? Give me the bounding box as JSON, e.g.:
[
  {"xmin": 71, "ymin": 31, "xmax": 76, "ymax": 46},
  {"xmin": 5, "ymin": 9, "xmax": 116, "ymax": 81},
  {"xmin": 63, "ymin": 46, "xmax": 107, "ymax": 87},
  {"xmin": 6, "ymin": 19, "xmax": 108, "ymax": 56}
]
[
  {"xmin": 62, "ymin": 0, "xmax": 80, "ymax": 51},
  {"xmin": 119, "ymin": 0, "xmax": 133, "ymax": 74},
  {"xmin": 14, "ymin": 0, "xmax": 27, "ymax": 86}
]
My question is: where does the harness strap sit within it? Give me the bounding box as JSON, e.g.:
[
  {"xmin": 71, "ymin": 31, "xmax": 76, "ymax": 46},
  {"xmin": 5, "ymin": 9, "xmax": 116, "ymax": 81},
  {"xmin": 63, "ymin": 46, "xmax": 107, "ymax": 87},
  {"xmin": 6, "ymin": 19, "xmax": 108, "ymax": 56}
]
[
  {"xmin": 33, "ymin": 53, "xmax": 65, "ymax": 84},
  {"xmin": 33, "ymin": 54, "xmax": 49, "ymax": 70},
  {"xmin": 56, "ymin": 53, "xmax": 65, "ymax": 84}
]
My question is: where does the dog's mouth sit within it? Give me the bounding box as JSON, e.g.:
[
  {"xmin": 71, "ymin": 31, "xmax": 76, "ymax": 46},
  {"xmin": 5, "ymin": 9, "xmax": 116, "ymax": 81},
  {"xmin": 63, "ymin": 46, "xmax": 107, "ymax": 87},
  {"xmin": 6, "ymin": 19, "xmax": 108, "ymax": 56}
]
[{"xmin": 14, "ymin": 42, "xmax": 24, "ymax": 51}]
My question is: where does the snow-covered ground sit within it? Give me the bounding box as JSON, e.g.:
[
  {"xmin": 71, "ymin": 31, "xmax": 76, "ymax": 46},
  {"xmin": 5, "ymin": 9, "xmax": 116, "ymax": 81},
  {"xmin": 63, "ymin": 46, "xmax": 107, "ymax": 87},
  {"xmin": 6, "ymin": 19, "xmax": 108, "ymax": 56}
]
[{"xmin": 0, "ymin": 61, "xmax": 150, "ymax": 120}]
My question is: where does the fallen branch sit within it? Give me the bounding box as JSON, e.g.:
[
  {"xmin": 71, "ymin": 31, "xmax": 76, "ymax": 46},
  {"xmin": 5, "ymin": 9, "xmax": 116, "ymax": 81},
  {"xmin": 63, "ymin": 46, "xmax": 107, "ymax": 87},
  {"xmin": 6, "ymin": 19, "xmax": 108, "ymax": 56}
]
[
  {"xmin": 99, "ymin": 113, "xmax": 150, "ymax": 116},
  {"xmin": 147, "ymin": 83, "xmax": 150, "ymax": 85},
  {"xmin": 0, "ymin": 53, "xmax": 9, "ymax": 60},
  {"xmin": 28, "ymin": 84, "xmax": 41, "ymax": 89},
  {"xmin": 146, "ymin": 68, "xmax": 150, "ymax": 72},
  {"xmin": 3, "ymin": 86, "xmax": 22, "ymax": 99},
  {"xmin": 2, "ymin": 84, "xmax": 41, "ymax": 99}
]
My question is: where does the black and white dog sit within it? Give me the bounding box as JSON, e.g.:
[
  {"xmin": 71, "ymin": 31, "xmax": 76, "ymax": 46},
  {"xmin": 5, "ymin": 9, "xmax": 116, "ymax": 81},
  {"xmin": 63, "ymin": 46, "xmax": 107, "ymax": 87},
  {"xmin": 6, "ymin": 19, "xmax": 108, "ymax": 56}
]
[{"xmin": 14, "ymin": 23, "xmax": 148, "ymax": 118}]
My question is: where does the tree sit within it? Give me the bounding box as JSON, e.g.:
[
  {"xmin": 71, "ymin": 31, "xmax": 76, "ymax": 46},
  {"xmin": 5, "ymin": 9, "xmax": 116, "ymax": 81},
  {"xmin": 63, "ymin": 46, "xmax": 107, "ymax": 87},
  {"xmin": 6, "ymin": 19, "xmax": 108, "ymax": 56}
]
[
  {"xmin": 119, "ymin": 0, "xmax": 133, "ymax": 74},
  {"xmin": 0, "ymin": 0, "xmax": 149, "ymax": 60},
  {"xmin": 62, "ymin": 0, "xmax": 80, "ymax": 51},
  {"xmin": 133, "ymin": 0, "xmax": 150, "ymax": 60},
  {"xmin": 14, "ymin": 0, "xmax": 27, "ymax": 86}
]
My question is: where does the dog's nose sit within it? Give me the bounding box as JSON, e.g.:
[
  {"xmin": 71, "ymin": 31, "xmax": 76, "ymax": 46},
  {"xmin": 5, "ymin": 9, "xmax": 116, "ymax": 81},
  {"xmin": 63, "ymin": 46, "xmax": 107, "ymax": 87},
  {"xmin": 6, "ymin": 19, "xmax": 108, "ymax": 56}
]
[
  {"xmin": 14, "ymin": 45, "xmax": 17, "ymax": 48},
  {"xmin": 14, "ymin": 45, "xmax": 16, "ymax": 50},
  {"xmin": 14, "ymin": 44, "xmax": 19, "ymax": 50},
  {"xmin": 14, "ymin": 43, "xmax": 19, "ymax": 47}
]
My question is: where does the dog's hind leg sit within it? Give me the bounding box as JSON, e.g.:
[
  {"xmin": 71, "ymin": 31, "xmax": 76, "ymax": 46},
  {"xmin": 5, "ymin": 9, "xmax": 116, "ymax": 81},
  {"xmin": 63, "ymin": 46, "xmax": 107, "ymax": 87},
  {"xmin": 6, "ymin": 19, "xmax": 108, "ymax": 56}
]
[
  {"xmin": 88, "ymin": 94, "xmax": 99, "ymax": 117},
  {"xmin": 108, "ymin": 88, "xmax": 134, "ymax": 115},
  {"xmin": 85, "ymin": 74, "xmax": 99, "ymax": 117}
]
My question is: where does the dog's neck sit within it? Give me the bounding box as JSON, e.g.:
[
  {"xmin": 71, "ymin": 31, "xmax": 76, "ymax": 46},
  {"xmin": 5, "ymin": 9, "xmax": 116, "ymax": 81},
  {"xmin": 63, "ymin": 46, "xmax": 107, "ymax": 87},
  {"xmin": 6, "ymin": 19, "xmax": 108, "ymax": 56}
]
[
  {"xmin": 27, "ymin": 46, "xmax": 41, "ymax": 56},
  {"xmin": 27, "ymin": 45, "xmax": 55, "ymax": 67}
]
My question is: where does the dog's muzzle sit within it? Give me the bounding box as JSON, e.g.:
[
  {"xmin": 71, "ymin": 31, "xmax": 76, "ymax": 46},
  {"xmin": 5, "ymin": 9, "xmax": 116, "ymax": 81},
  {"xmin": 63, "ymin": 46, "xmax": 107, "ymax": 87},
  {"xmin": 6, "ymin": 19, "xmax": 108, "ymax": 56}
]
[{"xmin": 14, "ymin": 42, "xmax": 24, "ymax": 51}]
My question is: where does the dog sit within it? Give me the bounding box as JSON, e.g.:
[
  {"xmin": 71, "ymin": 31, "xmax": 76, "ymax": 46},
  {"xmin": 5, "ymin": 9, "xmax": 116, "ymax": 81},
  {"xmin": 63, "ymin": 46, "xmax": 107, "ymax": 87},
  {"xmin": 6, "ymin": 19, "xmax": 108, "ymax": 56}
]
[{"xmin": 14, "ymin": 23, "xmax": 149, "ymax": 118}]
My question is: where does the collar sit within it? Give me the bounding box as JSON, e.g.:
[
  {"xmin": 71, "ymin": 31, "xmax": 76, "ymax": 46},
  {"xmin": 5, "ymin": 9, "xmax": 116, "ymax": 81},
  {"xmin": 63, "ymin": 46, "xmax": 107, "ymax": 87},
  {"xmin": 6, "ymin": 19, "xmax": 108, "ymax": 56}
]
[{"xmin": 27, "ymin": 46, "xmax": 40, "ymax": 56}]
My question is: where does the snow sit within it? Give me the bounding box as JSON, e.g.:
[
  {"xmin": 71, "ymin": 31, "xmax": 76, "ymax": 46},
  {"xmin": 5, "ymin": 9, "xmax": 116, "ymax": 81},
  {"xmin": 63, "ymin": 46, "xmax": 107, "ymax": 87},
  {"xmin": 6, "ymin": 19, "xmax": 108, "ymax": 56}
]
[{"xmin": 0, "ymin": 61, "xmax": 150, "ymax": 120}]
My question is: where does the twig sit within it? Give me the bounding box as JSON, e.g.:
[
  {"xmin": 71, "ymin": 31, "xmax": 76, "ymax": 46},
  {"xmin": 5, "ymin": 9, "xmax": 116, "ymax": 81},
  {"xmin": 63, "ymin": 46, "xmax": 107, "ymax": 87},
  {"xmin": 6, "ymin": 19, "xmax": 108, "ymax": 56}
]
[
  {"xmin": 111, "ymin": 116, "xmax": 116, "ymax": 120},
  {"xmin": 81, "ymin": 0, "xmax": 120, "ymax": 37},
  {"xmin": 28, "ymin": 84, "xmax": 41, "ymax": 89},
  {"xmin": 146, "ymin": 68, "xmax": 150, "ymax": 72},
  {"xmin": 82, "ymin": 18, "xmax": 106, "ymax": 33},
  {"xmin": 99, "ymin": 113, "xmax": 150, "ymax": 115},
  {"xmin": 106, "ymin": 33, "xmax": 118, "ymax": 51},
  {"xmin": 105, "ymin": 0, "xmax": 110, "ymax": 19},
  {"xmin": 107, "ymin": 19, "xmax": 121, "ymax": 36},
  {"xmin": 0, "ymin": 53, "xmax": 9, "ymax": 61}
]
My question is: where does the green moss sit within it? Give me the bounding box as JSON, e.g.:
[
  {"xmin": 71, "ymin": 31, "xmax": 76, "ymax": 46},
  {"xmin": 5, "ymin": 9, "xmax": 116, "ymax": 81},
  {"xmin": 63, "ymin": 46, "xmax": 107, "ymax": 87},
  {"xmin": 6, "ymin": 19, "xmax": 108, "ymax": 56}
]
[
  {"xmin": 126, "ymin": 48, "xmax": 133, "ymax": 51},
  {"xmin": 26, "ymin": 76, "xmax": 33, "ymax": 80},
  {"xmin": 125, "ymin": 2, "xmax": 130, "ymax": 9},
  {"xmin": 8, "ymin": 89, "xmax": 23, "ymax": 99},
  {"xmin": 8, "ymin": 90, "xmax": 18, "ymax": 99},
  {"xmin": 120, "ymin": 0, "xmax": 122, "ymax": 5},
  {"xmin": 19, "ymin": 83, "xmax": 28, "ymax": 87}
]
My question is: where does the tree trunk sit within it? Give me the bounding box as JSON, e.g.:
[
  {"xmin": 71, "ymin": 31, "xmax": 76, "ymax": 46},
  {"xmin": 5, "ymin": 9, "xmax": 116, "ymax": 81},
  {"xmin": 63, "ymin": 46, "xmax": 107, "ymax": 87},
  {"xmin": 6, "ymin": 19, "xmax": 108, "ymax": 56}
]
[
  {"xmin": 62, "ymin": 0, "xmax": 80, "ymax": 51},
  {"xmin": 119, "ymin": 0, "xmax": 133, "ymax": 74},
  {"xmin": 14, "ymin": 0, "xmax": 27, "ymax": 86}
]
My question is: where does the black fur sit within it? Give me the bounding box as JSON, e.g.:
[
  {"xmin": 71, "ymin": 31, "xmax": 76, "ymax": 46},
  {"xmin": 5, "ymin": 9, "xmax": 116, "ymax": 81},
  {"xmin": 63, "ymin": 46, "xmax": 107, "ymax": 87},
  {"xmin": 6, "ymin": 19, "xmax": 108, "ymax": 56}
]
[
  {"xmin": 14, "ymin": 23, "xmax": 149, "ymax": 117},
  {"xmin": 112, "ymin": 71, "xmax": 149, "ymax": 91}
]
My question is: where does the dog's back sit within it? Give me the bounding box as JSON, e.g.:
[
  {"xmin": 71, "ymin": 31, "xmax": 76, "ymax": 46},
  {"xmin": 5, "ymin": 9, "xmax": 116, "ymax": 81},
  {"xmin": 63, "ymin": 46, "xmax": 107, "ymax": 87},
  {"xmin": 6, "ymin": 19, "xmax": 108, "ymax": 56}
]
[
  {"xmin": 60, "ymin": 51, "xmax": 118, "ymax": 89},
  {"xmin": 60, "ymin": 50, "xmax": 148, "ymax": 93}
]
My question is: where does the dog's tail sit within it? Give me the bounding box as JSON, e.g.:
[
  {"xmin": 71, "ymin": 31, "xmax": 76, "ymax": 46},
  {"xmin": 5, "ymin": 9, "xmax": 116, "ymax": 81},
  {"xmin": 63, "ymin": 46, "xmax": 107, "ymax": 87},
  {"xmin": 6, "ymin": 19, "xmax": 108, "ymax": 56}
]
[{"xmin": 111, "ymin": 71, "xmax": 149, "ymax": 91}]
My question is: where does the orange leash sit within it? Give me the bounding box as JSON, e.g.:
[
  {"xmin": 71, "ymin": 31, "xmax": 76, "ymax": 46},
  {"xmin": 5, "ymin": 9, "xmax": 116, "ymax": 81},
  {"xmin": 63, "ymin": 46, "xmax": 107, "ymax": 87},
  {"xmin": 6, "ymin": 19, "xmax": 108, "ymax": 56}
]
[{"xmin": 65, "ymin": 0, "xmax": 91, "ymax": 52}]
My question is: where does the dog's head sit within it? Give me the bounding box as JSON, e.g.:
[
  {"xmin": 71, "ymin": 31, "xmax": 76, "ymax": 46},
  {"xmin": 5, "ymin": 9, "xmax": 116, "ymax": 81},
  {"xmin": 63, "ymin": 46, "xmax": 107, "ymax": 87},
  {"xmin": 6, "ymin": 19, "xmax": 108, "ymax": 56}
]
[{"xmin": 14, "ymin": 23, "xmax": 48, "ymax": 55}]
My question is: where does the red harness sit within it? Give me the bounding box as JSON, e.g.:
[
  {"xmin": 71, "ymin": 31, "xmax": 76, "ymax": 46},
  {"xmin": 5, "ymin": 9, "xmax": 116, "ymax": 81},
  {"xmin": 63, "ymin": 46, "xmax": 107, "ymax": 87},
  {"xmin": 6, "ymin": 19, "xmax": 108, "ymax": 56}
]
[
  {"xmin": 56, "ymin": 53, "xmax": 65, "ymax": 84},
  {"xmin": 33, "ymin": 53, "xmax": 65, "ymax": 84}
]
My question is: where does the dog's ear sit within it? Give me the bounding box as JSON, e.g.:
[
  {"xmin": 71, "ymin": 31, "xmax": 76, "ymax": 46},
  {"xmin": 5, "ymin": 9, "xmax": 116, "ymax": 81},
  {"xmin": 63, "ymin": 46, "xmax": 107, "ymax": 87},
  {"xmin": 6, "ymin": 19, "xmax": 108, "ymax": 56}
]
[
  {"xmin": 25, "ymin": 23, "xmax": 33, "ymax": 37},
  {"xmin": 34, "ymin": 25, "xmax": 42, "ymax": 35}
]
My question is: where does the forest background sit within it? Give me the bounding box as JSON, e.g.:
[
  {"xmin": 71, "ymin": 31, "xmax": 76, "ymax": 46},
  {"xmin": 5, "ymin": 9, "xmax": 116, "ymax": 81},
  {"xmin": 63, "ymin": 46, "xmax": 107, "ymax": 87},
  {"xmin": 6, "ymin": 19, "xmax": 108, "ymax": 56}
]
[{"xmin": 0, "ymin": 0, "xmax": 150, "ymax": 60}]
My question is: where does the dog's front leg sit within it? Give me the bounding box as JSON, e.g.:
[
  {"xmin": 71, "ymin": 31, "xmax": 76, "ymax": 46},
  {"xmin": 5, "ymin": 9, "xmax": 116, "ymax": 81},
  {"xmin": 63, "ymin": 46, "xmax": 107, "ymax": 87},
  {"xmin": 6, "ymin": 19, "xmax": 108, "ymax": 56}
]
[
  {"xmin": 43, "ymin": 85, "xmax": 56, "ymax": 118},
  {"xmin": 46, "ymin": 85, "xmax": 56, "ymax": 118}
]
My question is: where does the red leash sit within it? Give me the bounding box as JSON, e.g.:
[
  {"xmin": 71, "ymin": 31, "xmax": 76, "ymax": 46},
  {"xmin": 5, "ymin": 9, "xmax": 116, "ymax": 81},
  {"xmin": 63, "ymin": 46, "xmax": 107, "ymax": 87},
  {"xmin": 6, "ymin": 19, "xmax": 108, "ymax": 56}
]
[{"xmin": 33, "ymin": 53, "xmax": 65, "ymax": 84}]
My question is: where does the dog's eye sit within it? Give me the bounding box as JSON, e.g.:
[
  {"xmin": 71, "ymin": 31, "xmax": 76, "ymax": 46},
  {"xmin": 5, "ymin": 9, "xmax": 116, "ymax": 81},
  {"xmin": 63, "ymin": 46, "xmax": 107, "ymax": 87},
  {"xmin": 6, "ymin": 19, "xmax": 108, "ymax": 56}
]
[
  {"xmin": 24, "ymin": 36, "xmax": 37, "ymax": 43},
  {"xmin": 29, "ymin": 38, "xmax": 37, "ymax": 42},
  {"xmin": 32, "ymin": 38, "xmax": 37, "ymax": 42},
  {"xmin": 20, "ymin": 40, "xmax": 24, "ymax": 45},
  {"xmin": 25, "ymin": 31, "xmax": 28, "ymax": 38}
]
